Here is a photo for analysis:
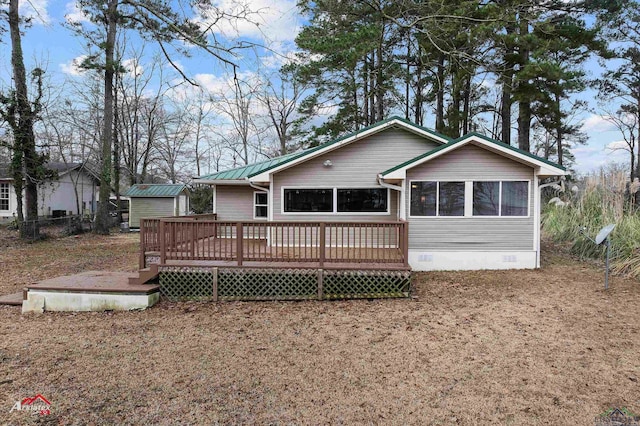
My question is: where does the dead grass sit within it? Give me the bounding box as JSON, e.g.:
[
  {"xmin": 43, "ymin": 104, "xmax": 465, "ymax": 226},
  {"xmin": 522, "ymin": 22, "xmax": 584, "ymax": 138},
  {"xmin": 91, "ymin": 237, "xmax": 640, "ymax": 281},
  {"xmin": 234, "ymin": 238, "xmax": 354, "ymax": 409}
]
[{"xmin": 0, "ymin": 227, "xmax": 639, "ymax": 424}]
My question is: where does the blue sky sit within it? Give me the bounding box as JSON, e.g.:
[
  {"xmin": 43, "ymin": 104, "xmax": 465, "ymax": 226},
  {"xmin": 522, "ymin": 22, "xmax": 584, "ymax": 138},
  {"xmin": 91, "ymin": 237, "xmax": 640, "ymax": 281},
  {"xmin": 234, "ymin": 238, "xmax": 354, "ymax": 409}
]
[{"xmin": 0, "ymin": 0, "xmax": 631, "ymax": 175}]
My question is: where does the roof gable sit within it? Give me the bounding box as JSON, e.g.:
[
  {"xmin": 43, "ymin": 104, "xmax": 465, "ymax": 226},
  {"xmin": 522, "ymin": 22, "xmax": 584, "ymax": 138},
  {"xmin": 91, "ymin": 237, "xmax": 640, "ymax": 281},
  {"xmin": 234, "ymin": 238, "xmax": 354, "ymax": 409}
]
[
  {"xmin": 123, "ymin": 184, "xmax": 188, "ymax": 198},
  {"xmin": 194, "ymin": 116, "xmax": 450, "ymax": 183},
  {"xmin": 382, "ymin": 132, "xmax": 566, "ymax": 179}
]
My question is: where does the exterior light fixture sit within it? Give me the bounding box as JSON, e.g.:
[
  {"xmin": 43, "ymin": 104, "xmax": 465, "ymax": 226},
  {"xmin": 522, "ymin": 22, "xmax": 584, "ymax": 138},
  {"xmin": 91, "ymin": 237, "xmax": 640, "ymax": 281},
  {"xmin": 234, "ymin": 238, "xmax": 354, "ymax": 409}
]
[{"xmin": 323, "ymin": 160, "xmax": 333, "ymax": 167}]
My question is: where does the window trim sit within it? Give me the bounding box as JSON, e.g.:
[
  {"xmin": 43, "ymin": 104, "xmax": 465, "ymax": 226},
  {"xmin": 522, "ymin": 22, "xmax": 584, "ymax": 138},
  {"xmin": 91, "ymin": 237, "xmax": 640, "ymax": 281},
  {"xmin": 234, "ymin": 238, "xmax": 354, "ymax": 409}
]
[
  {"xmin": 0, "ymin": 182, "xmax": 9, "ymax": 212},
  {"xmin": 253, "ymin": 191, "xmax": 269, "ymax": 220},
  {"xmin": 281, "ymin": 186, "xmax": 391, "ymax": 216},
  {"xmin": 408, "ymin": 179, "xmax": 530, "ymax": 219}
]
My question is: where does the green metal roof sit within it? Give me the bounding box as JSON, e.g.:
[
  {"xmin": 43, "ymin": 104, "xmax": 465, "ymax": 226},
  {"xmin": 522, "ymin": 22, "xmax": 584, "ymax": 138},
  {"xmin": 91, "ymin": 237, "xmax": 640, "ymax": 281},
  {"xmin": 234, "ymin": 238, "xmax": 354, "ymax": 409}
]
[
  {"xmin": 195, "ymin": 116, "xmax": 450, "ymax": 181},
  {"xmin": 197, "ymin": 151, "xmax": 302, "ymax": 181},
  {"xmin": 381, "ymin": 131, "xmax": 566, "ymax": 176},
  {"xmin": 123, "ymin": 184, "xmax": 188, "ymax": 198}
]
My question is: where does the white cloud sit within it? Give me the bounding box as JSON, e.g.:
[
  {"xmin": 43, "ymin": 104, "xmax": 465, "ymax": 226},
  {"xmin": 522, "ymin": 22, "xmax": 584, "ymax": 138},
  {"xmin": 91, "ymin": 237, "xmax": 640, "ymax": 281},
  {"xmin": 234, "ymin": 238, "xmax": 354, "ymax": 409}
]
[
  {"xmin": 59, "ymin": 55, "xmax": 89, "ymax": 76},
  {"xmin": 606, "ymin": 140, "xmax": 632, "ymax": 151},
  {"xmin": 122, "ymin": 58, "xmax": 144, "ymax": 77},
  {"xmin": 64, "ymin": 1, "xmax": 91, "ymax": 24},
  {"xmin": 581, "ymin": 114, "xmax": 617, "ymax": 133},
  {"xmin": 196, "ymin": 0, "xmax": 301, "ymax": 44},
  {"xmin": 19, "ymin": 0, "xmax": 50, "ymax": 25}
]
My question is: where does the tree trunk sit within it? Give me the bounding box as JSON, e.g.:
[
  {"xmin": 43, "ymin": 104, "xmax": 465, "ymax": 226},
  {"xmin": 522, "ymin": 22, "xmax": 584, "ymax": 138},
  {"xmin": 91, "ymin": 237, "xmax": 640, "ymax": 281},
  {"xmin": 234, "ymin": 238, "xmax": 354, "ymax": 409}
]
[
  {"xmin": 435, "ymin": 54, "xmax": 445, "ymax": 133},
  {"xmin": 113, "ymin": 72, "xmax": 122, "ymax": 223},
  {"xmin": 555, "ymin": 93, "xmax": 563, "ymax": 166},
  {"xmin": 517, "ymin": 18, "xmax": 531, "ymax": 152},
  {"xmin": 9, "ymin": 0, "xmax": 40, "ymax": 239},
  {"xmin": 94, "ymin": 0, "xmax": 118, "ymax": 234},
  {"xmin": 517, "ymin": 101, "xmax": 531, "ymax": 152}
]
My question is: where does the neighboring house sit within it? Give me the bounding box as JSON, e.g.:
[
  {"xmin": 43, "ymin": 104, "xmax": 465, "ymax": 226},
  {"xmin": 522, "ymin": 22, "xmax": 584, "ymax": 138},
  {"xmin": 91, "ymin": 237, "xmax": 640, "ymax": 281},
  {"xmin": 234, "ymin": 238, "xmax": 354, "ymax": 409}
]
[
  {"xmin": 0, "ymin": 162, "xmax": 99, "ymax": 221},
  {"xmin": 194, "ymin": 116, "xmax": 566, "ymax": 271},
  {"xmin": 124, "ymin": 184, "xmax": 190, "ymax": 229}
]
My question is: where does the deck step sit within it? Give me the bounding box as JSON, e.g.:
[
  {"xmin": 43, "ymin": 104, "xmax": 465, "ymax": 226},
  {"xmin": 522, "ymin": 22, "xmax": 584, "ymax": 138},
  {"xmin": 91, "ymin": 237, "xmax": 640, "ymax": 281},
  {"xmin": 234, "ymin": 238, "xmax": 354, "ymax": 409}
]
[{"xmin": 129, "ymin": 264, "xmax": 159, "ymax": 285}]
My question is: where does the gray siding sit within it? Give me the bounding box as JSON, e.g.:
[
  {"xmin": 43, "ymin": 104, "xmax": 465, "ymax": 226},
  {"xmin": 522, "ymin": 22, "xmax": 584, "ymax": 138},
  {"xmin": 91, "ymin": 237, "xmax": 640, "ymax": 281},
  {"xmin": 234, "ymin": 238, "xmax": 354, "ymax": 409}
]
[
  {"xmin": 216, "ymin": 185, "xmax": 255, "ymax": 221},
  {"xmin": 130, "ymin": 198, "xmax": 175, "ymax": 228},
  {"xmin": 273, "ymin": 128, "xmax": 440, "ymax": 221},
  {"xmin": 406, "ymin": 143, "xmax": 535, "ymax": 251}
]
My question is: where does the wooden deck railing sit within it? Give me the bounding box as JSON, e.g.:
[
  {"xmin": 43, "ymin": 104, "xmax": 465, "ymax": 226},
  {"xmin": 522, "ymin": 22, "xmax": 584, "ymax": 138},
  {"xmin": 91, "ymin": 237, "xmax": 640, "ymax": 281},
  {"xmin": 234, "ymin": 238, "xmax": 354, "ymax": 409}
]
[
  {"xmin": 140, "ymin": 218, "xmax": 409, "ymax": 268},
  {"xmin": 139, "ymin": 214, "xmax": 217, "ymax": 264}
]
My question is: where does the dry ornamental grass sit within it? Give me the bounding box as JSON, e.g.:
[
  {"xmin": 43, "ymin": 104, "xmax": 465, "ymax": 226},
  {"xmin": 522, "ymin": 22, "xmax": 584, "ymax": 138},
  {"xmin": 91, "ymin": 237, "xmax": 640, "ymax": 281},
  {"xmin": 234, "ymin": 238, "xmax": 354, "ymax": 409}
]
[{"xmin": 0, "ymin": 228, "xmax": 639, "ymax": 425}]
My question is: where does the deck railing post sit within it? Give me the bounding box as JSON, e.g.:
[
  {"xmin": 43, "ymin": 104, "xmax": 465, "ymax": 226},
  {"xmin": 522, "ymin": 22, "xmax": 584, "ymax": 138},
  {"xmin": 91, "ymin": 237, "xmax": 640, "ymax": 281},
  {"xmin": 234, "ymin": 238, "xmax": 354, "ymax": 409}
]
[
  {"xmin": 236, "ymin": 222, "xmax": 243, "ymax": 266},
  {"xmin": 139, "ymin": 219, "xmax": 146, "ymax": 269},
  {"xmin": 319, "ymin": 222, "xmax": 326, "ymax": 268},
  {"xmin": 403, "ymin": 221, "xmax": 409, "ymax": 267},
  {"xmin": 159, "ymin": 220, "xmax": 166, "ymax": 264}
]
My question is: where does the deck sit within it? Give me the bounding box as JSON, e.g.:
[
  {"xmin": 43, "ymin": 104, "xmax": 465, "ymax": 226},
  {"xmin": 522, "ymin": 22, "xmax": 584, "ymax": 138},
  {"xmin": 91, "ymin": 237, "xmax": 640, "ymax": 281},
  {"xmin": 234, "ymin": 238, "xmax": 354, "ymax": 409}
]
[{"xmin": 135, "ymin": 217, "xmax": 412, "ymax": 301}]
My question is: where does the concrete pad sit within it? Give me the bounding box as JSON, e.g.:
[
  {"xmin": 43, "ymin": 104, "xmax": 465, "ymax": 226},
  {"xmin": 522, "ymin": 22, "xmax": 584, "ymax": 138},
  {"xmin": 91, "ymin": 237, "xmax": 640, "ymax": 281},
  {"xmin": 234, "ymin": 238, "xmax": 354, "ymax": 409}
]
[
  {"xmin": 24, "ymin": 270, "xmax": 160, "ymax": 313},
  {"xmin": 22, "ymin": 294, "xmax": 44, "ymax": 314}
]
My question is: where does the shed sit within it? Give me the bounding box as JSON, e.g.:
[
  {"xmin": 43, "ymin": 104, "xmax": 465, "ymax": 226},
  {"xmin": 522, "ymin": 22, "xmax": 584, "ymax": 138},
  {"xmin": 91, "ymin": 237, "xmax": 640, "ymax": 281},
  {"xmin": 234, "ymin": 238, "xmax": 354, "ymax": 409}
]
[{"xmin": 124, "ymin": 184, "xmax": 190, "ymax": 228}]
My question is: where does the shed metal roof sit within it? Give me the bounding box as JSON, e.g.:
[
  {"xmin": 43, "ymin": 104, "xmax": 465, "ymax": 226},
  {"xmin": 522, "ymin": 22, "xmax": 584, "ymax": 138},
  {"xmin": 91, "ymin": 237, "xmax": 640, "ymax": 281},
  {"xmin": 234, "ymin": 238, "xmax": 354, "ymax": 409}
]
[{"xmin": 123, "ymin": 184, "xmax": 187, "ymax": 198}]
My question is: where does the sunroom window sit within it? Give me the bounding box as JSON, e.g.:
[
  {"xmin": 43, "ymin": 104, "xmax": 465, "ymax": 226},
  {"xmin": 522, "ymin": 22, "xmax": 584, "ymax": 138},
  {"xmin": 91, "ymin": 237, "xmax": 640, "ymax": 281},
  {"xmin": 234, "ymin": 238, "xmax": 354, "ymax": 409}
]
[
  {"xmin": 472, "ymin": 181, "xmax": 529, "ymax": 216},
  {"xmin": 284, "ymin": 188, "xmax": 333, "ymax": 212},
  {"xmin": 410, "ymin": 181, "xmax": 464, "ymax": 217},
  {"xmin": 501, "ymin": 181, "xmax": 528, "ymax": 216},
  {"xmin": 337, "ymin": 188, "xmax": 387, "ymax": 213}
]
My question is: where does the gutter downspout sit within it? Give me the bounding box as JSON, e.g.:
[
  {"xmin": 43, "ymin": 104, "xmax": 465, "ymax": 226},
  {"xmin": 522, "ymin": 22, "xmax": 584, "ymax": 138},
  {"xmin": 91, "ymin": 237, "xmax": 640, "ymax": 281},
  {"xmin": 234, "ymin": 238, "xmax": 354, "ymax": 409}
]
[{"xmin": 377, "ymin": 174, "xmax": 405, "ymax": 220}]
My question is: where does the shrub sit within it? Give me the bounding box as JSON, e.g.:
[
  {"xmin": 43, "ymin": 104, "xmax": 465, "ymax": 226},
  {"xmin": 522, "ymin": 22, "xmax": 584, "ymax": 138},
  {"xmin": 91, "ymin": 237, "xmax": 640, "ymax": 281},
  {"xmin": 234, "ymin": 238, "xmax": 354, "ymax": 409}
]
[{"xmin": 542, "ymin": 166, "xmax": 640, "ymax": 279}]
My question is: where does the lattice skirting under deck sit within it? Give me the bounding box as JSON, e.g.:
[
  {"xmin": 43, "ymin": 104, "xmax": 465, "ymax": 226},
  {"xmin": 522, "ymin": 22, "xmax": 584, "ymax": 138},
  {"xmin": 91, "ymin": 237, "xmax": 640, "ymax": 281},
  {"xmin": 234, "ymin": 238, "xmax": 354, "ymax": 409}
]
[{"xmin": 158, "ymin": 266, "xmax": 411, "ymax": 302}]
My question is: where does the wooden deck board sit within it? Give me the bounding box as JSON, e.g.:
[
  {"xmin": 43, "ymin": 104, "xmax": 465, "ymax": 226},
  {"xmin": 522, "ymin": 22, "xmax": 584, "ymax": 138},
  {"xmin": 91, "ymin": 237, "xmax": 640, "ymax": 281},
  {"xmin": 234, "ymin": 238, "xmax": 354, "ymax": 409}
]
[
  {"xmin": 28, "ymin": 271, "xmax": 159, "ymax": 294},
  {"xmin": 162, "ymin": 259, "xmax": 411, "ymax": 271},
  {"xmin": 0, "ymin": 292, "xmax": 23, "ymax": 305}
]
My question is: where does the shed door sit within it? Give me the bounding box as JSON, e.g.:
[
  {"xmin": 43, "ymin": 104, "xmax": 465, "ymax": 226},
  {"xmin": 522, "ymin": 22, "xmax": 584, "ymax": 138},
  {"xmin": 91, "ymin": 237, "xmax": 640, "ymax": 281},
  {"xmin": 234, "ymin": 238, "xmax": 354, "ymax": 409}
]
[{"xmin": 178, "ymin": 195, "xmax": 188, "ymax": 216}]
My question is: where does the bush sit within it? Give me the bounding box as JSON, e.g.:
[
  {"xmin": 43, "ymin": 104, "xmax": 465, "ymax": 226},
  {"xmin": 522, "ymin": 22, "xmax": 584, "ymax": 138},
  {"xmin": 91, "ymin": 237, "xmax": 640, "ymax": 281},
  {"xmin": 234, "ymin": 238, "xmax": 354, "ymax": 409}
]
[{"xmin": 542, "ymin": 167, "xmax": 640, "ymax": 279}]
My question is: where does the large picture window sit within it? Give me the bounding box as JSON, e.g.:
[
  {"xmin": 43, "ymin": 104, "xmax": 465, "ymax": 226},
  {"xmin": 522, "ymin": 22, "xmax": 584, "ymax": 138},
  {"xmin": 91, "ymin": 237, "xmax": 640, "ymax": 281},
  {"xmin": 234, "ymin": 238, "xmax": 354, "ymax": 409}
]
[
  {"xmin": 284, "ymin": 188, "xmax": 333, "ymax": 213},
  {"xmin": 410, "ymin": 181, "xmax": 464, "ymax": 216},
  {"xmin": 337, "ymin": 188, "xmax": 387, "ymax": 213},
  {"xmin": 0, "ymin": 183, "xmax": 8, "ymax": 211}
]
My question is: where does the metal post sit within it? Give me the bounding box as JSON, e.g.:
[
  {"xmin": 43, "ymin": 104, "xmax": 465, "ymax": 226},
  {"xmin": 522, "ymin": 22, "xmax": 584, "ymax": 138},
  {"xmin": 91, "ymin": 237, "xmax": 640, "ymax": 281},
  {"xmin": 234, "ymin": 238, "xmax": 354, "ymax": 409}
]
[{"xmin": 605, "ymin": 238, "xmax": 611, "ymax": 290}]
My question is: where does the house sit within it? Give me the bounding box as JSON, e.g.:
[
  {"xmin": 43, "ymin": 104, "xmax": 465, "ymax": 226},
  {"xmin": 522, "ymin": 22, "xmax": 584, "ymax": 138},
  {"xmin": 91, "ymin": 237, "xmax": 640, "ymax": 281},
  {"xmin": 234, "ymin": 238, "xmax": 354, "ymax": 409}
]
[
  {"xmin": 193, "ymin": 116, "xmax": 566, "ymax": 271},
  {"xmin": 0, "ymin": 162, "xmax": 99, "ymax": 221},
  {"xmin": 124, "ymin": 184, "xmax": 190, "ymax": 229}
]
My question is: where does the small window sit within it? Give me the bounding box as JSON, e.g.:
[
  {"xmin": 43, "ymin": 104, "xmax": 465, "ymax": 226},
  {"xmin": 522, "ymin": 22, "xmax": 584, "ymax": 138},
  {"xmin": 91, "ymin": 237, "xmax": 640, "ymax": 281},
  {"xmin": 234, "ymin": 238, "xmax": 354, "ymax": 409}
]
[
  {"xmin": 0, "ymin": 183, "xmax": 9, "ymax": 211},
  {"xmin": 284, "ymin": 189, "xmax": 333, "ymax": 213},
  {"xmin": 473, "ymin": 181, "xmax": 500, "ymax": 216},
  {"xmin": 410, "ymin": 181, "xmax": 436, "ymax": 216},
  {"xmin": 337, "ymin": 188, "xmax": 387, "ymax": 213},
  {"xmin": 438, "ymin": 182, "xmax": 465, "ymax": 216},
  {"xmin": 254, "ymin": 192, "xmax": 268, "ymax": 218},
  {"xmin": 502, "ymin": 181, "xmax": 528, "ymax": 216}
]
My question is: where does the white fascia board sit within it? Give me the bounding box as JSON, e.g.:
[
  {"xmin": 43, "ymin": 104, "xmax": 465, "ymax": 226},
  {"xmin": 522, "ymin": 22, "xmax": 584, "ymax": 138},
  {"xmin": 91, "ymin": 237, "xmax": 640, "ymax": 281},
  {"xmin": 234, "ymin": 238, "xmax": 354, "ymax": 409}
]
[
  {"xmin": 385, "ymin": 136, "xmax": 566, "ymax": 179},
  {"xmin": 250, "ymin": 118, "xmax": 448, "ymax": 182}
]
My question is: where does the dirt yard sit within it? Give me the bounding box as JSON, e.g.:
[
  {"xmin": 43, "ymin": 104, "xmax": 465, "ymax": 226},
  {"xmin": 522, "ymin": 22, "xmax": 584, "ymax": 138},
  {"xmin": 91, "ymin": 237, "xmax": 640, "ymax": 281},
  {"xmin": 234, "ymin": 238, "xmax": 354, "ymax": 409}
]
[{"xmin": 0, "ymin": 228, "xmax": 638, "ymax": 425}]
